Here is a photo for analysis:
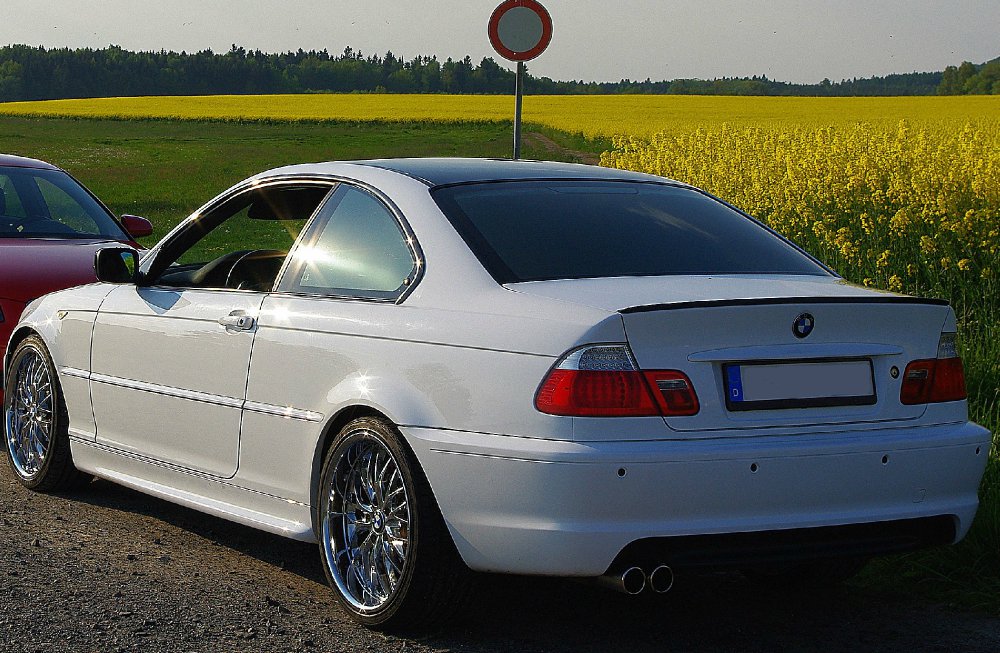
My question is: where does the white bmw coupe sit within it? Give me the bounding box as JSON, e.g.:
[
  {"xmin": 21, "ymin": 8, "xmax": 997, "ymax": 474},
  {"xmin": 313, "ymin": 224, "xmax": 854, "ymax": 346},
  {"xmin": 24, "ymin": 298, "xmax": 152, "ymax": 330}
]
[{"xmin": 3, "ymin": 159, "xmax": 991, "ymax": 628}]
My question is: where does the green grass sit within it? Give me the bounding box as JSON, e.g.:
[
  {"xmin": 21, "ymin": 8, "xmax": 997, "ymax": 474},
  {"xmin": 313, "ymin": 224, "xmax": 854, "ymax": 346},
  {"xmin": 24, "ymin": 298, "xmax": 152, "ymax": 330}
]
[
  {"xmin": 0, "ymin": 116, "xmax": 598, "ymax": 245},
  {"xmin": 0, "ymin": 115, "xmax": 996, "ymax": 612}
]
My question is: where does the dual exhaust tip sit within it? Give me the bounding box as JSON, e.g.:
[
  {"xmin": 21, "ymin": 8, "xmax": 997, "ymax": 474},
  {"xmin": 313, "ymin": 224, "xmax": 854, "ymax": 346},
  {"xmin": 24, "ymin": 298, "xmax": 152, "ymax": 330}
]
[{"xmin": 601, "ymin": 565, "xmax": 674, "ymax": 595}]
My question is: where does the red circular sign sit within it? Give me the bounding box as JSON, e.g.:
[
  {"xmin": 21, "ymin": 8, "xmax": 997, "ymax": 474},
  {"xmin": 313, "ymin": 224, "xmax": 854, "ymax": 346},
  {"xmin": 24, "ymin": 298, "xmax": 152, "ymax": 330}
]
[{"xmin": 488, "ymin": 0, "xmax": 553, "ymax": 62}]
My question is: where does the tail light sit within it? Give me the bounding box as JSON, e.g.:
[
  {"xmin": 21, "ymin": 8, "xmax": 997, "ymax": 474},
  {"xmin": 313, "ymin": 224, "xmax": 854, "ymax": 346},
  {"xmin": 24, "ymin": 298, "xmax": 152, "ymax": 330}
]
[
  {"xmin": 900, "ymin": 332, "xmax": 967, "ymax": 405},
  {"xmin": 535, "ymin": 344, "xmax": 699, "ymax": 417}
]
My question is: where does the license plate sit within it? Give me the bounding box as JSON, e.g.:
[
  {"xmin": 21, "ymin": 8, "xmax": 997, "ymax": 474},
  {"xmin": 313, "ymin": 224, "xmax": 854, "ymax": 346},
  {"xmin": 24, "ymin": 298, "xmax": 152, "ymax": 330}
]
[{"xmin": 725, "ymin": 359, "xmax": 876, "ymax": 411}]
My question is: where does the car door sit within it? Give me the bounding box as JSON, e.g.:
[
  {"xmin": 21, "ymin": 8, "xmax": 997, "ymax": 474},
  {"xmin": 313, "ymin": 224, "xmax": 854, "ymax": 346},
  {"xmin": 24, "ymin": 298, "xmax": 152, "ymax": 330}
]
[
  {"xmin": 236, "ymin": 183, "xmax": 420, "ymax": 501},
  {"xmin": 89, "ymin": 180, "xmax": 334, "ymax": 478}
]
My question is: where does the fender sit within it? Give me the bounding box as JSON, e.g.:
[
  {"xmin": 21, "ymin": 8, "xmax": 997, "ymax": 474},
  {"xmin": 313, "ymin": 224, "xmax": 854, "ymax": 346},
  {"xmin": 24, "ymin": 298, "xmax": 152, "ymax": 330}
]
[{"xmin": 5, "ymin": 284, "xmax": 117, "ymax": 441}]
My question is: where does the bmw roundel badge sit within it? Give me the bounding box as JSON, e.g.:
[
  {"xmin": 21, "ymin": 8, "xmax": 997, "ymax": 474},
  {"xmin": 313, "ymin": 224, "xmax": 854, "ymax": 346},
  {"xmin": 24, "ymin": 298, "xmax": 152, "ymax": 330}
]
[{"xmin": 793, "ymin": 313, "xmax": 815, "ymax": 338}]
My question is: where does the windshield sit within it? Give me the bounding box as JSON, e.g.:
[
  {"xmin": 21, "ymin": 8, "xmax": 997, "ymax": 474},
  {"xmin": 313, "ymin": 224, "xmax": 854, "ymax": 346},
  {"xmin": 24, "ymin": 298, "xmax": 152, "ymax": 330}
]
[
  {"xmin": 432, "ymin": 181, "xmax": 829, "ymax": 283},
  {"xmin": 0, "ymin": 166, "xmax": 127, "ymax": 240}
]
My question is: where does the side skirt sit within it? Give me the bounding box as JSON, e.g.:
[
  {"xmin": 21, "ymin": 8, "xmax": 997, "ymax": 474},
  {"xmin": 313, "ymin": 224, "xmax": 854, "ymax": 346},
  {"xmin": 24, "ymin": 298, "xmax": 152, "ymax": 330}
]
[{"xmin": 70, "ymin": 437, "xmax": 318, "ymax": 543}]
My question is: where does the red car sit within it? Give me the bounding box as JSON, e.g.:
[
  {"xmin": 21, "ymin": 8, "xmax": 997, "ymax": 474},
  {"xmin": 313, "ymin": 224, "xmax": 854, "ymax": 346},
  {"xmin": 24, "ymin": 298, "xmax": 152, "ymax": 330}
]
[{"xmin": 0, "ymin": 154, "xmax": 152, "ymax": 401}]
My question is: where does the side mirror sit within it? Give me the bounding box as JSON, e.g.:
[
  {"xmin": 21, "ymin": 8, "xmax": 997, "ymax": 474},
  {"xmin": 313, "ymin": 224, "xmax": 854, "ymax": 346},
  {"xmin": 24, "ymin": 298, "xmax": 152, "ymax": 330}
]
[
  {"xmin": 121, "ymin": 214, "xmax": 153, "ymax": 238},
  {"xmin": 95, "ymin": 247, "xmax": 140, "ymax": 284}
]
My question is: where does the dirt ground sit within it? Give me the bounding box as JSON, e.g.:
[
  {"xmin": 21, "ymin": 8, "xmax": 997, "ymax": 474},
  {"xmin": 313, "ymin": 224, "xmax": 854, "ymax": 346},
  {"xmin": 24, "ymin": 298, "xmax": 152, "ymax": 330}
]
[
  {"xmin": 523, "ymin": 131, "xmax": 601, "ymax": 164},
  {"xmin": 2, "ymin": 469, "xmax": 999, "ymax": 653}
]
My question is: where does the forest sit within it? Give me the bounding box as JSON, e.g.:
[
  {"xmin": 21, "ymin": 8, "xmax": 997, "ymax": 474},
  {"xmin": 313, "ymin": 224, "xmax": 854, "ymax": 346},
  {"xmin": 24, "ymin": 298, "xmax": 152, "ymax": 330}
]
[{"xmin": 0, "ymin": 44, "xmax": 996, "ymax": 102}]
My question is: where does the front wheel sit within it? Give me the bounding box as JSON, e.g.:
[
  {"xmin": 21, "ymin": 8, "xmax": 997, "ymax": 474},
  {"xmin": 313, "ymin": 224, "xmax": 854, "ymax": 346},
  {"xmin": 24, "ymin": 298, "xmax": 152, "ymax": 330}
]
[
  {"xmin": 317, "ymin": 417, "xmax": 470, "ymax": 630},
  {"xmin": 4, "ymin": 335, "xmax": 87, "ymax": 491}
]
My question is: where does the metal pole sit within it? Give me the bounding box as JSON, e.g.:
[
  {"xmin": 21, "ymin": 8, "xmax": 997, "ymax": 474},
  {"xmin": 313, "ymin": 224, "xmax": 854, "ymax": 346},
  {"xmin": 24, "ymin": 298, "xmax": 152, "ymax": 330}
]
[{"xmin": 513, "ymin": 61, "xmax": 524, "ymax": 160}]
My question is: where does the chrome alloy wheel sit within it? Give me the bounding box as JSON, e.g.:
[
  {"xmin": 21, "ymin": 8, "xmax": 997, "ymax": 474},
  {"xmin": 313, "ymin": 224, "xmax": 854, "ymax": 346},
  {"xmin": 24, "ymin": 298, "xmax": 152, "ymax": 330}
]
[
  {"xmin": 5, "ymin": 346, "xmax": 54, "ymax": 480},
  {"xmin": 323, "ymin": 432, "xmax": 411, "ymax": 613}
]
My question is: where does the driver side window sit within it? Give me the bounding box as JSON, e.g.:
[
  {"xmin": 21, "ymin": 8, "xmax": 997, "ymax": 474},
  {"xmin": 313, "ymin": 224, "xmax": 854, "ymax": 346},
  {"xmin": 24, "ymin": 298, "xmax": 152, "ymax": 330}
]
[{"xmin": 149, "ymin": 183, "xmax": 333, "ymax": 292}]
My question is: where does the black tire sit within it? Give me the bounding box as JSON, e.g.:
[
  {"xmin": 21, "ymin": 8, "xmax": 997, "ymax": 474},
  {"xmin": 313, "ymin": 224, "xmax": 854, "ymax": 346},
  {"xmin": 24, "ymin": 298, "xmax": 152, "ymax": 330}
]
[
  {"xmin": 3, "ymin": 335, "xmax": 88, "ymax": 492},
  {"xmin": 743, "ymin": 557, "xmax": 868, "ymax": 589},
  {"xmin": 316, "ymin": 416, "xmax": 470, "ymax": 630}
]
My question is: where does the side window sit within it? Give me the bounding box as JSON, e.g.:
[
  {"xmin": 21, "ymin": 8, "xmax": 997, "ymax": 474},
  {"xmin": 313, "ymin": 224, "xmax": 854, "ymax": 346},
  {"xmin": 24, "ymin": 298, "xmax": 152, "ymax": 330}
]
[
  {"xmin": 280, "ymin": 185, "xmax": 417, "ymax": 300},
  {"xmin": 148, "ymin": 184, "xmax": 333, "ymax": 292},
  {"xmin": 35, "ymin": 177, "xmax": 101, "ymax": 233}
]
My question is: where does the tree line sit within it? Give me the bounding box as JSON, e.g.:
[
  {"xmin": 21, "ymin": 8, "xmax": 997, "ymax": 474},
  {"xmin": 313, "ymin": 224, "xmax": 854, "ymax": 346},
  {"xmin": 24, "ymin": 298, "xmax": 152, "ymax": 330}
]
[
  {"xmin": 938, "ymin": 59, "xmax": 1000, "ymax": 95},
  {"xmin": 0, "ymin": 44, "xmax": 996, "ymax": 102}
]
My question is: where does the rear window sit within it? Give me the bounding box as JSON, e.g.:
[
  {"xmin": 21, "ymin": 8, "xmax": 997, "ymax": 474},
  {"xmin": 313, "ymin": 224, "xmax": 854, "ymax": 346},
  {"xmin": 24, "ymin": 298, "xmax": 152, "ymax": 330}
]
[{"xmin": 431, "ymin": 181, "xmax": 828, "ymax": 283}]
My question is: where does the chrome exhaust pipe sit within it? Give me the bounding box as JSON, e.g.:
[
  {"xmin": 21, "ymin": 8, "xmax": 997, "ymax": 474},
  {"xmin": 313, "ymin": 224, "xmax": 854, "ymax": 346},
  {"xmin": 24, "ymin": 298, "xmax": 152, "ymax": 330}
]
[
  {"xmin": 620, "ymin": 566, "xmax": 647, "ymax": 595},
  {"xmin": 648, "ymin": 565, "xmax": 674, "ymax": 594},
  {"xmin": 596, "ymin": 566, "xmax": 647, "ymax": 595}
]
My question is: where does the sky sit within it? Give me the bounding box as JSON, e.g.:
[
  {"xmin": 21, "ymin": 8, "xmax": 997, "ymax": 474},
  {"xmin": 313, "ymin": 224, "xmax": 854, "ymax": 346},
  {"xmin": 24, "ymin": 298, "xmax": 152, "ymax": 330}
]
[{"xmin": 2, "ymin": 1, "xmax": 998, "ymax": 84}]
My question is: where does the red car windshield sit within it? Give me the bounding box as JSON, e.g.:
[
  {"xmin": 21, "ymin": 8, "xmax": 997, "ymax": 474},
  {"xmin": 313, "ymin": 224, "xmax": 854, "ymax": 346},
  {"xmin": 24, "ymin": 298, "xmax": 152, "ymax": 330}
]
[{"xmin": 0, "ymin": 166, "xmax": 127, "ymax": 240}]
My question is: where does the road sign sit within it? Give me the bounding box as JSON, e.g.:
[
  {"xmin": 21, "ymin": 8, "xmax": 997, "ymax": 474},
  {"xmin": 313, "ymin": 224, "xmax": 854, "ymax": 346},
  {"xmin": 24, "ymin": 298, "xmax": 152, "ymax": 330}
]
[
  {"xmin": 489, "ymin": 0, "xmax": 553, "ymax": 160},
  {"xmin": 489, "ymin": 0, "xmax": 553, "ymax": 62}
]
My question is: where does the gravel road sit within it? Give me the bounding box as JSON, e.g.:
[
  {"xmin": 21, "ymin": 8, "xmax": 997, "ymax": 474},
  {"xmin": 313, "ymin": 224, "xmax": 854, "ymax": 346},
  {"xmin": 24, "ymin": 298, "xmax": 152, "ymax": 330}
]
[{"xmin": 3, "ymin": 470, "xmax": 999, "ymax": 653}]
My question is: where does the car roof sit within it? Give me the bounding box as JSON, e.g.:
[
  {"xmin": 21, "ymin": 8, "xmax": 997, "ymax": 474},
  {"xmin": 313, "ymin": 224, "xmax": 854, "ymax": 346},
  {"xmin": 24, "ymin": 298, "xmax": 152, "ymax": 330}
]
[
  {"xmin": 352, "ymin": 158, "xmax": 675, "ymax": 187},
  {"xmin": 0, "ymin": 153, "xmax": 61, "ymax": 170}
]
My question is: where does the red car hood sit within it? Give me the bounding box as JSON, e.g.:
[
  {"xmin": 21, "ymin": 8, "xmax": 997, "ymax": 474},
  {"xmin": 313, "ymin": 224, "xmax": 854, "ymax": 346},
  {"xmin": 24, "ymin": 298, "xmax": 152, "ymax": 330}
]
[{"xmin": 0, "ymin": 238, "xmax": 126, "ymax": 303}]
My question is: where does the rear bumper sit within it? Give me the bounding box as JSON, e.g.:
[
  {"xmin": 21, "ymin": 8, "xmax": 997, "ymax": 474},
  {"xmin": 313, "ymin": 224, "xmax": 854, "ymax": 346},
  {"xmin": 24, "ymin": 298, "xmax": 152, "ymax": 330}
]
[{"xmin": 405, "ymin": 420, "xmax": 991, "ymax": 576}]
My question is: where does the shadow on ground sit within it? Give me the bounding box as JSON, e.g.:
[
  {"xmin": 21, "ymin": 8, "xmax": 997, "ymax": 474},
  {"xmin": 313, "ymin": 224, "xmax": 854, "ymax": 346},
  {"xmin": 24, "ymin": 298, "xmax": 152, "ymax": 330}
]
[
  {"xmin": 48, "ymin": 478, "xmax": 1000, "ymax": 653},
  {"xmin": 60, "ymin": 477, "xmax": 327, "ymax": 584}
]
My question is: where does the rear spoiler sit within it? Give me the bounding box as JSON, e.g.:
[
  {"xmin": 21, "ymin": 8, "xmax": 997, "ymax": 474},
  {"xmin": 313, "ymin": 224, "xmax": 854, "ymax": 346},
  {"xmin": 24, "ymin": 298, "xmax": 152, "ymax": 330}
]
[{"xmin": 619, "ymin": 296, "xmax": 950, "ymax": 315}]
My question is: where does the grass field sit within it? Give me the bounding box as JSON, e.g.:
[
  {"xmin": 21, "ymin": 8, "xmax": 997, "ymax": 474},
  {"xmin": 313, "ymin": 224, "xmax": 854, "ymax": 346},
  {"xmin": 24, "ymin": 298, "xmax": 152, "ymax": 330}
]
[
  {"xmin": 0, "ymin": 103, "xmax": 997, "ymax": 612},
  {"xmin": 0, "ymin": 116, "xmax": 585, "ymax": 241}
]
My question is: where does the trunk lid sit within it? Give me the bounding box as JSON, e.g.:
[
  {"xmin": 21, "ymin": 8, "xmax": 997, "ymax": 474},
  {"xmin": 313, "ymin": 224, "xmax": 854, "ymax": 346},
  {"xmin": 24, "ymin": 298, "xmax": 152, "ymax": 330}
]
[{"xmin": 507, "ymin": 275, "xmax": 952, "ymax": 434}]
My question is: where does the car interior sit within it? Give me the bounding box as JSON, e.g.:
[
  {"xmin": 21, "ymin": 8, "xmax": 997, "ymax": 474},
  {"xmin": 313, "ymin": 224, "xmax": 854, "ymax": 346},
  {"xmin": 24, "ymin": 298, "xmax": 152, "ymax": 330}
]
[{"xmin": 152, "ymin": 184, "xmax": 331, "ymax": 292}]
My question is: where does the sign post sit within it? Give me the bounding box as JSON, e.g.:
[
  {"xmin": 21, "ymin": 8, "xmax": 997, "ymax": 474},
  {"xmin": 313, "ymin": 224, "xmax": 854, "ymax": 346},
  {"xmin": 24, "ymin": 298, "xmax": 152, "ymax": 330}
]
[
  {"xmin": 513, "ymin": 61, "xmax": 524, "ymax": 159},
  {"xmin": 488, "ymin": 0, "xmax": 553, "ymax": 160}
]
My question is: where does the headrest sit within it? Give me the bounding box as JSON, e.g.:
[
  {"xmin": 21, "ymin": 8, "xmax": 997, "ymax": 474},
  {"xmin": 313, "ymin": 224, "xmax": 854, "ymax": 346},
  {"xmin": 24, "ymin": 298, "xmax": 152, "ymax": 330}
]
[{"xmin": 0, "ymin": 187, "xmax": 6, "ymax": 215}]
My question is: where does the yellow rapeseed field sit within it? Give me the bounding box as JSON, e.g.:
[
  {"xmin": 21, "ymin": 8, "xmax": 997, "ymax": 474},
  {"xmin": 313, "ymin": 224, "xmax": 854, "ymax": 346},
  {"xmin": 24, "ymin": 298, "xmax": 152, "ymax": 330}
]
[{"xmin": 0, "ymin": 93, "xmax": 998, "ymax": 138}]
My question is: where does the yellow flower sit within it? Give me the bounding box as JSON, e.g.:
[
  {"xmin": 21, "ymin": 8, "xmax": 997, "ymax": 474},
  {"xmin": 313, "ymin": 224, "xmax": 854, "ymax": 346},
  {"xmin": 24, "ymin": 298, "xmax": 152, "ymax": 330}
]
[
  {"xmin": 889, "ymin": 209, "xmax": 910, "ymax": 235},
  {"xmin": 919, "ymin": 236, "xmax": 937, "ymax": 254},
  {"xmin": 958, "ymin": 259, "xmax": 972, "ymax": 271},
  {"xmin": 888, "ymin": 275, "xmax": 903, "ymax": 291},
  {"xmin": 859, "ymin": 213, "xmax": 874, "ymax": 236}
]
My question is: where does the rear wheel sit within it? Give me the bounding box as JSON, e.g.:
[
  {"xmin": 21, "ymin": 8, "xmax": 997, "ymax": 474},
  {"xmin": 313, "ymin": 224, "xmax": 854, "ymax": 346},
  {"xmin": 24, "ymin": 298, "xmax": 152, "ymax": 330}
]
[
  {"xmin": 317, "ymin": 416, "xmax": 469, "ymax": 630},
  {"xmin": 4, "ymin": 335, "xmax": 87, "ymax": 491}
]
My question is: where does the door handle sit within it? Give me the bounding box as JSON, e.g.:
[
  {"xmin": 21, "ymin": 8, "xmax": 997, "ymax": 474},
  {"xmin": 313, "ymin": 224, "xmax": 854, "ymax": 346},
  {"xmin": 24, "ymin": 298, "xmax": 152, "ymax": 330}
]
[{"xmin": 218, "ymin": 312, "xmax": 255, "ymax": 331}]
